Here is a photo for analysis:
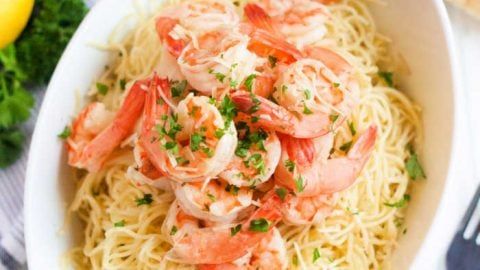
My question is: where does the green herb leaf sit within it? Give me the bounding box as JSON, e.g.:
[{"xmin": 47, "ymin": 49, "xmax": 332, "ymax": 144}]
[
  {"xmin": 0, "ymin": 129, "xmax": 25, "ymax": 168},
  {"xmin": 348, "ymin": 121, "xmax": 356, "ymax": 136},
  {"xmin": 136, "ymin": 194, "xmax": 153, "ymax": 206},
  {"xmin": 340, "ymin": 141, "xmax": 353, "ymax": 152},
  {"xmin": 406, "ymin": 153, "xmax": 426, "ymax": 180},
  {"xmin": 209, "ymin": 69, "xmax": 226, "ymax": 83},
  {"xmin": 96, "ymin": 82, "xmax": 108, "ymax": 95},
  {"xmin": 119, "ymin": 79, "xmax": 126, "ymax": 90},
  {"xmin": 268, "ymin": 55, "xmax": 278, "ymax": 68},
  {"xmin": 164, "ymin": 141, "xmax": 179, "ymax": 154},
  {"xmin": 313, "ymin": 248, "xmax": 321, "ymax": 263},
  {"xmin": 285, "ymin": 159, "xmax": 295, "ymax": 172},
  {"xmin": 332, "ymin": 82, "xmax": 340, "ymax": 88},
  {"xmin": 170, "ymin": 226, "xmax": 178, "ymax": 235},
  {"xmin": 230, "ymin": 224, "xmax": 242, "ymax": 236},
  {"xmin": 244, "ymin": 74, "xmax": 257, "ymax": 92},
  {"xmin": 329, "ymin": 114, "xmax": 339, "ymax": 123},
  {"xmin": 218, "ymin": 96, "xmax": 237, "ymax": 123},
  {"xmin": 295, "ymin": 175, "xmax": 305, "ymax": 193},
  {"xmin": 207, "ymin": 193, "xmax": 216, "ymax": 202},
  {"xmin": 304, "ymin": 89, "xmax": 312, "ymax": 99},
  {"xmin": 384, "ymin": 194, "xmax": 411, "ymax": 208},
  {"xmin": 249, "ymin": 218, "xmax": 269, "ymax": 232},
  {"xmin": 225, "ymin": 184, "xmax": 240, "ymax": 195},
  {"xmin": 114, "ymin": 220, "xmax": 125, "ymax": 227},
  {"xmin": 378, "ymin": 71, "xmax": 394, "ymax": 87},
  {"xmin": 303, "ymin": 103, "xmax": 313, "ymax": 115},
  {"xmin": 171, "ymin": 80, "xmax": 187, "ymax": 97},
  {"xmin": 190, "ymin": 132, "xmax": 205, "ymax": 151},
  {"xmin": 275, "ymin": 187, "xmax": 287, "ymax": 201},
  {"xmin": 57, "ymin": 126, "xmax": 71, "ymax": 139}
]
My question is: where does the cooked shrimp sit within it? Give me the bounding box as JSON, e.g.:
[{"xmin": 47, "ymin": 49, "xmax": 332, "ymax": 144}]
[
  {"xmin": 275, "ymin": 125, "xmax": 377, "ymax": 196},
  {"xmin": 200, "ymin": 227, "xmax": 287, "ymax": 270},
  {"xmin": 140, "ymin": 86, "xmax": 238, "ymax": 182},
  {"xmin": 245, "ymin": 1, "xmax": 330, "ymax": 50},
  {"xmin": 173, "ymin": 178, "xmax": 253, "ymax": 223},
  {"xmin": 166, "ymin": 193, "xmax": 283, "ymax": 264},
  {"xmin": 220, "ymin": 115, "xmax": 281, "ymax": 187},
  {"xmin": 67, "ymin": 80, "xmax": 147, "ymax": 172},
  {"xmin": 178, "ymin": 29, "xmax": 261, "ymax": 96},
  {"xmin": 281, "ymin": 192, "xmax": 334, "ymax": 225},
  {"xmin": 231, "ymin": 91, "xmax": 330, "ymax": 138},
  {"xmin": 162, "ymin": 200, "xmax": 201, "ymax": 243},
  {"xmin": 156, "ymin": 0, "xmax": 240, "ymax": 57}
]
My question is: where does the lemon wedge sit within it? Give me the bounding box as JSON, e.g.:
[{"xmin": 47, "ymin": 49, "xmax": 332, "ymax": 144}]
[{"xmin": 0, "ymin": 0, "xmax": 34, "ymax": 49}]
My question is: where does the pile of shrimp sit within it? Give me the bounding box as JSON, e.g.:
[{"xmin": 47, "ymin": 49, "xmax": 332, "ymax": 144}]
[{"xmin": 65, "ymin": 0, "xmax": 379, "ymax": 268}]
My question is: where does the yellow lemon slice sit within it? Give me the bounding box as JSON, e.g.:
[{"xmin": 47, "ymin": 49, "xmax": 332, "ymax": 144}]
[{"xmin": 0, "ymin": 0, "xmax": 34, "ymax": 49}]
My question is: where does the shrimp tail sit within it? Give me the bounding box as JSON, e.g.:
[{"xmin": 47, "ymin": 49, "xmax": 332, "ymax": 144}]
[
  {"xmin": 166, "ymin": 194, "xmax": 283, "ymax": 265},
  {"xmin": 244, "ymin": 4, "xmax": 278, "ymax": 34},
  {"xmin": 75, "ymin": 80, "xmax": 147, "ymax": 172},
  {"xmin": 156, "ymin": 17, "xmax": 186, "ymax": 58}
]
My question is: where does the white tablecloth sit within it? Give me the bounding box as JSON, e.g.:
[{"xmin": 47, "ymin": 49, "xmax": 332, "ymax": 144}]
[{"xmin": 0, "ymin": 1, "xmax": 479, "ymax": 269}]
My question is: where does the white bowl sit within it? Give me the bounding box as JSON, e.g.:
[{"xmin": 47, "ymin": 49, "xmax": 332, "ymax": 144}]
[{"xmin": 24, "ymin": 0, "xmax": 460, "ymax": 269}]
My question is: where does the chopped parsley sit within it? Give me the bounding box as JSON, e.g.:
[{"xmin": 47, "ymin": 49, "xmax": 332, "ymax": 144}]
[
  {"xmin": 340, "ymin": 141, "xmax": 353, "ymax": 152},
  {"xmin": 96, "ymin": 82, "xmax": 108, "ymax": 95},
  {"xmin": 225, "ymin": 184, "xmax": 240, "ymax": 195},
  {"xmin": 235, "ymin": 147, "xmax": 249, "ymax": 158},
  {"xmin": 249, "ymin": 218, "xmax": 269, "ymax": 232},
  {"xmin": 285, "ymin": 159, "xmax": 295, "ymax": 172},
  {"xmin": 268, "ymin": 55, "xmax": 278, "ymax": 68},
  {"xmin": 304, "ymin": 89, "xmax": 312, "ymax": 99},
  {"xmin": 214, "ymin": 128, "xmax": 225, "ymax": 138},
  {"xmin": 136, "ymin": 194, "xmax": 153, "ymax": 206},
  {"xmin": 57, "ymin": 126, "xmax": 71, "ymax": 139},
  {"xmin": 119, "ymin": 79, "xmax": 127, "ymax": 90},
  {"xmin": 244, "ymin": 74, "xmax": 256, "ymax": 91},
  {"xmin": 170, "ymin": 226, "xmax": 178, "ymax": 235},
  {"xmin": 248, "ymin": 94, "xmax": 260, "ymax": 113},
  {"xmin": 313, "ymin": 248, "xmax": 321, "ymax": 263},
  {"xmin": 207, "ymin": 193, "xmax": 216, "ymax": 202},
  {"xmin": 295, "ymin": 175, "xmax": 305, "ymax": 193},
  {"xmin": 275, "ymin": 187, "xmax": 287, "ymax": 201},
  {"xmin": 218, "ymin": 96, "xmax": 237, "ymax": 124},
  {"xmin": 303, "ymin": 103, "xmax": 313, "ymax": 115},
  {"xmin": 406, "ymin": 153, "xmax": 426, "ymax": 180},
  {"xmin": 329, "ymin": 114, "xmax": 339, "ymax": 123},
  {"xmin": 190, "ymin": 133, "xmax": 205, "ymax": 152},
  {"xmin": 251, "ymin": 116, "xmax": 259, "ymax": 123},
  {"xmin": 171, "ymin": 80, "xmax": 187, "ymax": 97},
  {"xmin": 384, "ymin": 194, "xmax": 411, "ymax": 208},
  {"xmin": 164, "ymin": 141, "xmax": 179, "ymax": 154},
  {"xmin": 230, "ymin": 80, "xmax": 238, "ymax": 89},
  {"xmin": 348, "ymin": 121, "xmax": 356, "ymax": 136},
  {"xmin": 231, "ymin": 224, "xmax": 242, "ymax": 236},
  {"xmin": 332, "ymin": 82, "xmax": 340, "ymax": 88},
  {"xmin": 209, "ymin": 69, "xmax": 226, "ymax": 83},
  {"xmin": 378, "ymin": 71, "xmax": 394, "ymax": 87},
  {"xmin": 202, "ymin": 146, "xmax": 214, "ymax": 157},
  {"xmin": 244, "ymin": 153, "xmax": 265, "ymax": 174},
  {"xmin": 292, "ymin": 255, "xmax": 298, "ymax": 266},
  {"xmin": 114, "ymin": 220, "xmax": 125, "ymax": 227}
]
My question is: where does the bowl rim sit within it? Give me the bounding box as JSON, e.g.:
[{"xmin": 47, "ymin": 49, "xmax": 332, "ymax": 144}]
[{"xmin": 23, "ymin": 0, "xmax": 462, "ymax": 268}]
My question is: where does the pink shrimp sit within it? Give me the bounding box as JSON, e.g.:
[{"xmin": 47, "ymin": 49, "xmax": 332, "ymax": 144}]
[
  {"xmin": 66, "ymin": 80, "xmax": 147, "ymax": 172},
  {"xmin": 231, "ymin": 91, "xmax": 330, "ymax": 138},
  {"xmin": 199, "ymin": 227, "xmax": 287, "ymax": 270},
  {"xmin": 275, "ymin": 125, "xmax": 377, "ymax": 196},
  {"xmin": 166, "ymin": 194, "xmax": 283, "ymax": 265},
  {"xmin": 280, "ymin": 192, "xmax": 334, "ymax": 225},
  {"xmin": 156, "ymin": 17, "xmax": 186, "ymax": 58}
]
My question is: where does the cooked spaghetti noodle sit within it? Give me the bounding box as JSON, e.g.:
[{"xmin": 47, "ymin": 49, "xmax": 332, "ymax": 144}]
[{"xmin": 67, "ymin": 0, "xmax": 423, "ymax": 269}]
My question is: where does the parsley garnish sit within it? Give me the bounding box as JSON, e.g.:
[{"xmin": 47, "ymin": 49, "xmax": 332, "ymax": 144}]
[
  {"xmin": 285, "ymin": 159, "xmax": 295, "ymax": 172},
  {"xmin": 406, "ymin": 153, "xmax": 426, "ymax": 180},
  {"xmin": 96, "ymin": 82, "xmax": 108, "ymax": 95},
  {"xmin": 268, "ymin": 55, "xmax": 278, "ymax": 68},
  {"xmin": 275, "ymin": 187, "xmax": 287, "ymax": 201},
  {"xmin": 295, "ymin": 176, "xmax": 305, "ymax": 192},
  {"xmin": 136, "ymin": 194, "xmax": 153, "ymax": 206},
  {"xmin": 244, "ymin": 74, "xmax": 256, "ymax": 91},
  {"xmin": 190, "ymin": 133, "xmax": 205, "ymax": 152},
  {"xmin": 348, "ymin": 121, "xmax": 356, "ymax": 136},
  {"xmin": 313, "ymin": 248, "xmax": 321, "ymax": 263},
  {"xmin": 225, "ymin": 184, "xmax": 240, "ymax": 195},
  {"xmin": 164, "ymin": 141, "xmax": 179, "ymax": 154},
  {"xmin": 332, "ymin": 82, "xmax": 340, "ymax": 88},
  {"xmin": 209, "ymin": 69, "xmax": 226, "ymax": 83},
  {"xmin": 207, "ymin": 193, "xmax": 216, "ymax": 202},
  {"xmin": 119, "ymin": 79, "xmax": 127, "ymax": 91},
  {"xmin": 218, "ymin": 96, "xmax": 237, "ymax": 124},
  {"xmin": 231, "ymin": 224, "xmax": 242, "ymax": 236},
  {"xmin": 114, "ymin": 220, "xmax": 125, "ymax": 227},
  {"xmin": 304, "ymin": 89, "xmax": 312, "ymax": 99},
  {"xmin": 249, "ymin": 218, "xmax": 269, "ymax": 232},
  {"xmin": 340, "ymin": 141, "xmax": 353, "ymax": 152},
  {"xmin": 171, "ymin": 80, "xmax": 187, "ymax": 97},
  {"xmin": 170, "ymin": 226, "xmax": 178, "ymax": 235},
  {"xmin": 251, "ymin": 116, "xmax": 259, "ymax": 123},
  {"xmin": 384, "ymin": 194, "xmax": 411, "ymax": 208},
  {"xmin": 378, "ymin": 71, "xmax": 394, "ymax": 87},
  {"xmin": 303, "ymin": 103, "xmax": 313, "ymax": 115},
  {"xmin": 329, "ymin": 114, "xmax": 339, "ymax": 123},
  {"xmin": 244, "ymin": 153, "xmax": 265, "ymax": 174},
  {"xmin": 57, "ymin": 126, "xmax": 71, "ymax": 139}
]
